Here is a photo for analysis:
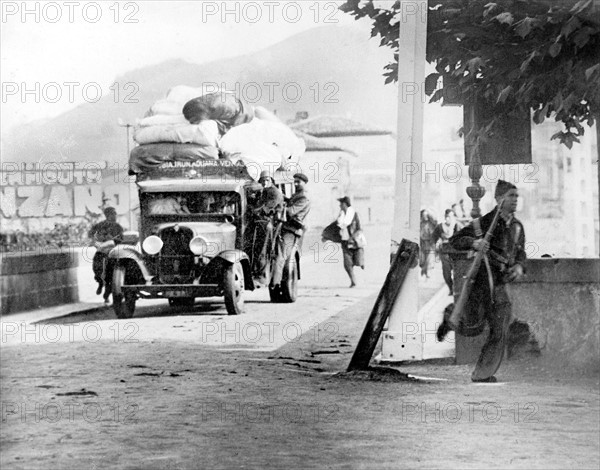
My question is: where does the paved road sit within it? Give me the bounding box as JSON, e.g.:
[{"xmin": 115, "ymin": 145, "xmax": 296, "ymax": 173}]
[
  {"xmin": 3, "ymin": 227, "xmax": 598, "ymax": 470},
  {"xmin": 4, "ymin": 225, "xmax": 446, "ymax": 350},
  {"xmin": 2, "ymin": 225, "xmax": 446, "ymax": 353}
]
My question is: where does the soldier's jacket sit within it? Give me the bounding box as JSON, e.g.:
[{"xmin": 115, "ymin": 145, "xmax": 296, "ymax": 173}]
[
  {"xmin": 449, "ymin": 208, "xmax": 526, "ymax": 285},
  {"xmin": 88, "ymin": 221, "xmax": 124, "ymax": 243},
  {"xmin": 283, "ymin": 189, "xmax": 311, "ymax": 236}
]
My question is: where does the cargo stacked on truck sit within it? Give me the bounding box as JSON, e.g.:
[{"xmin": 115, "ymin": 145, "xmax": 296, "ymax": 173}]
[{"xmin": 108, "ymin": 86, "xmax": 305, "ymax": 318}]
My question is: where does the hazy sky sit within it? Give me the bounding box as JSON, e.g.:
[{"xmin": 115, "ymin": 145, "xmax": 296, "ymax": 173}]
[{"xmin": 1, "ymin": 1, "xmax": 368, "ymax": 131}]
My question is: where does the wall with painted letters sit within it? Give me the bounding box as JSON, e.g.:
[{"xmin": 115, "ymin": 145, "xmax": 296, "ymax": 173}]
[{"xmin": 0, "ymin": 161, "xmax": 136, "ymax": 232}]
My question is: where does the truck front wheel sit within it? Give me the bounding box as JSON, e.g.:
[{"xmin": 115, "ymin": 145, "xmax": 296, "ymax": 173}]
[
  {"xmin": 112, "ymin": 266, "xmax": 136, "ymax": 319},
  {"xmin": 280, "ymin": 257, "xmax": 298, "ymax": 303},
  {"xmin": 223, "ymin": 262, "xmax": 245, "ymax": 315}
]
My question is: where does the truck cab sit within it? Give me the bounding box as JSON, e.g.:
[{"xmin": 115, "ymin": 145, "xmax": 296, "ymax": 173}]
[{"xmin": 108, "ymin": 160, "xmax": 300, "ymax": 318}]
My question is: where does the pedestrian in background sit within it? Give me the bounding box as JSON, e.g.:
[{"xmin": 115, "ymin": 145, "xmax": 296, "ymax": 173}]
[
  {"xmin": 336, "ymin": 196, "xmax": 365, "ymax": 288},
  {"xmin": 452, "ymin": 201, "xmax": 468, "ymax": 229},
  {"xmin": 432, "ymin": 208, "xmax": 459, "ymax": 295},
  {"xmin": 419, "ymin": 209, "xmax": 437, "ymax": 278}
]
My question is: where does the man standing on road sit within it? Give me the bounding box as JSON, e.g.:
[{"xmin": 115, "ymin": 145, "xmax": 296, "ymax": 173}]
[
  {"xmin": 270, "ymin": 173, "xmax": 311, "ymax": 289},
  {"xmin": 437, "ymin": 180, "xmax": 526, "ymax": 383},
  {"xmin": 88, "ymin": 207, "xmax": 124, "ymax": 302}
]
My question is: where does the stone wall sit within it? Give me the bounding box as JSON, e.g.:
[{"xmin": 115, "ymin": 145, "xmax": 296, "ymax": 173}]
[
  {"xmin": 454, "ymin": 258, "xmax": 600, "ymax": 370},
  {"xmin": 0, "ymin": 250, "xmax": 80, "ymax": 315}
]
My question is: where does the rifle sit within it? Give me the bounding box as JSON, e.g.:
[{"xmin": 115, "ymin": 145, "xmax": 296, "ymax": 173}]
[{"xmin": 448, "ymin": 198, "xmax": 505, "ymax": 330}]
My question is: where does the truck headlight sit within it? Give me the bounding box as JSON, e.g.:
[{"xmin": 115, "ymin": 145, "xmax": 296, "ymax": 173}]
[
  {"xmin": 189, "ymin": 236, "xmax": 208, "ymax": 256},
  {"xmin": 142, "ymin": 235, "xmax": 163, "ymax": 255}
]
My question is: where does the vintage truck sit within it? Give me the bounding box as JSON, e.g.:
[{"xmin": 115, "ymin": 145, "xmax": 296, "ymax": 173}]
[{"xmin": 108, "ymin": 160, "xmax": 301, "ymax": 318}]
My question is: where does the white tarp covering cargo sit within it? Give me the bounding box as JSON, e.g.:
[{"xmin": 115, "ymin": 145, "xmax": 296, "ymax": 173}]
[
  {"xmin": 129, "ymin": 85, "xmax": 305, "ymax": 179},
  {"xmin": 129, "ymin": 143, "xmax": 219, "ymax": 174},
  {"xmin": 219, "ymin": 118, "xmax": 305, "ymax": 169}
]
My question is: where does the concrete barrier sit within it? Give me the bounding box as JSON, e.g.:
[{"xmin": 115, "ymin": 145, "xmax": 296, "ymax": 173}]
[
  {"xmin": 454, "ymin": 258, "xmax": 600, "ymax": 370},
  {"xmin": 0, "ymin": 249, "xmax": 80, "ymax": 316}
]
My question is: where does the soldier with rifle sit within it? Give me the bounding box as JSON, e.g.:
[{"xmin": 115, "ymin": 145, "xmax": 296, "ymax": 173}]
[
  {"xmin": 248, "ymin": 170, "xmax": 284, "ymax": 283},
  {"xmin": 437, "ymin": 180, "xmax": 526, "ymax": 383}
]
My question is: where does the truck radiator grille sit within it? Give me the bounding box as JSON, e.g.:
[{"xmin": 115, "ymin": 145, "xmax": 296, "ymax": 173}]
[{"xmin": 158, "ymin": 226, "xmax": 195, "ymax": 283}]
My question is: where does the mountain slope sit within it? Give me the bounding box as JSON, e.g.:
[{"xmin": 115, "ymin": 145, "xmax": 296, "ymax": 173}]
[{"xmin": 3, "ymin": 25, "xmax": 398, "ymax": 163}]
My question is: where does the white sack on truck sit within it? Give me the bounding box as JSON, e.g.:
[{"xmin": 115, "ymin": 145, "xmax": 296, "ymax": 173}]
[
  {"xmin": 136, "ymin": 114, "xmax": 188, "ymax": 127},
  {"xmin": 146, "ymin": 99, "xmax": 183, "ymax": 116},
  {"xmin": 133, "ymin": 120, "xmax": 220, "ymax": 146},
  {"xmin": 253, "ymin": 106, "xmax": 281, "ymax": 122},
  {"xmin": 219, "ymin": 118, "xmax": 305, "ymax": 170}
]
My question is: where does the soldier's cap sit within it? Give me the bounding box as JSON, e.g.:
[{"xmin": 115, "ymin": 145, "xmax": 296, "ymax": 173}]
[
  {"xmin": 337, "ymin": 196, "xmax": 351, "ymax": 206},
  {"xmin": 258, "ymin": 170, "xmax": 273, "ymax": 182},
  {"xmin": 103, "ymin": 207, "xmax": 117, "ymax": 216},
  {"xmin": 495, "ymin": 180, "xmax": 517, "ymax": 198},
  {"xmin": 293, "ymin": 173, "xmax": 309, "ymax": 184}
]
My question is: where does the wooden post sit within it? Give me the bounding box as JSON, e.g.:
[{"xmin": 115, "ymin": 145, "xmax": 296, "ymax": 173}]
[
  {"xmin": 348, "ymin": 240, "xmax": 418, "ymax": 371},
  {"xmin": 596, "ymin": 116, "xmax": 600, "ymax": 256},
  {"xmin": 382, "ymin": 0, "xmax": 428, "ymax": 362}
]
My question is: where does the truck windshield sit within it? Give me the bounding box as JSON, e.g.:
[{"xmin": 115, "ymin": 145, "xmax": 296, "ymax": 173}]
[{"xmin": 143, "ymin": 192, "xmax": 239, "ymax": 216}]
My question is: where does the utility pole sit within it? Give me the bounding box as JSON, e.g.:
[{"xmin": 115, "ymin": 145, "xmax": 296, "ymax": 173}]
[
  {"xmin": 381, "ymin": 0, "xmax": 428, "ymax": 361},
  {"xmin": 117, "ymin": 119, "xmax": 133, "ymax": 230}
]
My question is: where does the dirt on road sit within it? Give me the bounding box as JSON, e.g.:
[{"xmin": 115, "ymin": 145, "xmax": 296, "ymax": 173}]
[{"xmin": 2, "ymin": 290, "xmax": 599, "ymax": 470}]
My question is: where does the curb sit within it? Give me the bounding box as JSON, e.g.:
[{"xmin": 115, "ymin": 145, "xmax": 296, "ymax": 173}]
[{"xmin": 0, "ymin": 302, "xmax": 110, "ymax": 326}]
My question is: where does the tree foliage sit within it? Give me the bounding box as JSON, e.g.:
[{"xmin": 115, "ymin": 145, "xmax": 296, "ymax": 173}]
[{"xmin": 340, "ymin": 0, "xmax": 600, "ymax": 148}]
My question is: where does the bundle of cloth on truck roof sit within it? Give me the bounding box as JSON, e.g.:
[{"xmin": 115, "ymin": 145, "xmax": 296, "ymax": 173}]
[
  {"xmin": 129, "ymin": 85, "xmax": 305, "ymax": 178},
  {"xmin": 129, "ymin": 143, "xmax": 219, "ymax": 174},
  {"xmin": 219, "ymin": 115, "xmax": 304, "ymax": 170},
  {"xmin": 134, "ymin": 118, "xmax": 220, "ymax": 147},
  {"xmin": 143, "ymin": 85, "xmax": 253, "ymax": 136},
  {"xmin": 182, "ymin": 92, "xmax": 253, "ymax": 135}
]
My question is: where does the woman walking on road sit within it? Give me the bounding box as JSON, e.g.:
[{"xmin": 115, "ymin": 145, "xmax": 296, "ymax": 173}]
[{"xmin": 336, "ymin": 197, "xmax": 365, "ymax": 288}]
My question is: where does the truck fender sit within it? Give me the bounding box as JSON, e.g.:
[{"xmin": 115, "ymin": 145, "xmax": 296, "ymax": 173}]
[
  {"xmin": 204, "ymin": 250, "xmax": 254, "ymax": 291},
  {"xmin": 217, "ymin": 250, "xmax": 249, "ymax": 265},
  {"xmin": 108, "ymin": 245, "xmax": 152, "ymax": 282}
]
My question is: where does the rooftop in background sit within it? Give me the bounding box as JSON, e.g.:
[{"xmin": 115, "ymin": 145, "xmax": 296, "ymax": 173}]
[
  {"xmin": 293, "ymin": 130, "xmax": 357, "ymax": 157},
  {"xmin": 289, "ymin": 115, "xmax": 393, "ymax": 138}
]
